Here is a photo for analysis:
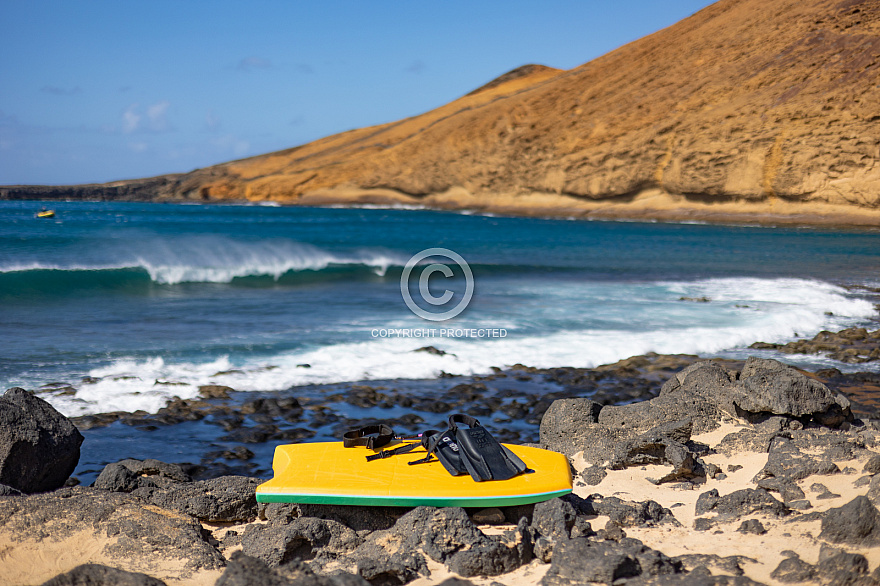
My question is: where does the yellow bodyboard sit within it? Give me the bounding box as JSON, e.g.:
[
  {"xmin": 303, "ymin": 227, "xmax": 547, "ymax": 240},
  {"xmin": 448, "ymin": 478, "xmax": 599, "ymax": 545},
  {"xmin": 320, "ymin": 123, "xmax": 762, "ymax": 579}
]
[{"xmin": 256, "ymin": 441, "xmax": 572, "ymax": 507}]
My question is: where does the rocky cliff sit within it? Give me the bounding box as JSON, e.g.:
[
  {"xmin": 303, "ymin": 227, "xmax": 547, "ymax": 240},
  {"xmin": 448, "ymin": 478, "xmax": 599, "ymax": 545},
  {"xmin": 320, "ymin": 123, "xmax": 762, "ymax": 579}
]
[{"xmin": 5, "ymin": 0, "xmax": 880, "ymax": 224}]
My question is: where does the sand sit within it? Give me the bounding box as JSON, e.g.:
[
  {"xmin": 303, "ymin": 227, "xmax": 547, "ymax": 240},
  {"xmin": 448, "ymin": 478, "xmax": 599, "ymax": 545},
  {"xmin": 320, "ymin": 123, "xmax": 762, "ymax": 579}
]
[{"xmin": 294, "ymin": 186, "xmax": 880, "ymax": 228}]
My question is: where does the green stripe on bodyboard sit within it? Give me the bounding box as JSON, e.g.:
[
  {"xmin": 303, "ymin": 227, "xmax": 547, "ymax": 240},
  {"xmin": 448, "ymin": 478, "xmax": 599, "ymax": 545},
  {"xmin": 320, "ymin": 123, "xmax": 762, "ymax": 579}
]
[{"xmin": 255, "ymin": 488, "xmax": 572, "ymax": 507}]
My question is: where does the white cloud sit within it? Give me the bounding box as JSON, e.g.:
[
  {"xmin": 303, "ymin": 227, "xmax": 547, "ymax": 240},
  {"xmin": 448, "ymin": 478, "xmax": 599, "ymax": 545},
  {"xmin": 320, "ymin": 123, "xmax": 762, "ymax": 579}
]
[
  {"xmin": 122, "ymin": 103, "xmax": 141, "ymax": 133},
  {"xmin": 128, "ymin": 141, "xmax": 148, "ymax": 153},
  {"xmin": 121, "ymin": 101, "xmax": 171, "ymax": 133}
]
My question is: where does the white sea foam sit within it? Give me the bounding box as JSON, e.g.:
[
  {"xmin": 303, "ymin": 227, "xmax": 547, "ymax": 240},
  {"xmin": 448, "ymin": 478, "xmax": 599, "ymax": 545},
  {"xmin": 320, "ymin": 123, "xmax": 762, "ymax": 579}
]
[
  {"xmin": 136, "ymin": 240, "xmax": 405, "ymax": 284},
  {"xmin": 0, "ymin": 238, "xmax": 409, "ymax": 284},
  {"xmin": 38, "ymin": 276, "xmax": 878, "ymax": 417}
]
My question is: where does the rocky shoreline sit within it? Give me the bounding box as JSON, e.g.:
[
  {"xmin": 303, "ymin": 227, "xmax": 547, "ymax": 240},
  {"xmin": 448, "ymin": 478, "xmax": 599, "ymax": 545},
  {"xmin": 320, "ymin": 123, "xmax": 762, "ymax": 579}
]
[
  {"xmin": 59, "ymin": 329, "xmax": 880, "ymax": 485},
  {"xmin": 4, "ymin": 339, "xmax": 880, "ymax": 583}
]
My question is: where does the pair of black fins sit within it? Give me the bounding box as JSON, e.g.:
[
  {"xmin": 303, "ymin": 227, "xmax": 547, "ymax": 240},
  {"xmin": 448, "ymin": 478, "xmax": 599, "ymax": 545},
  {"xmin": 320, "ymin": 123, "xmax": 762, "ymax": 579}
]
[{"xmin": 372, "ymin": 414, "xmax": 530, "ymax": 482}]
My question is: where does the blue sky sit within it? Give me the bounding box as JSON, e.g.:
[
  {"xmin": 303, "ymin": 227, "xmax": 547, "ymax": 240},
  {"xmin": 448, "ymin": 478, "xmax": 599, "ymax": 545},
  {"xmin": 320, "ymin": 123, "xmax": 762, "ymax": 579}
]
[{"xmin": 0, "ymin": 0, "xmax": 716, "ymax": 185}]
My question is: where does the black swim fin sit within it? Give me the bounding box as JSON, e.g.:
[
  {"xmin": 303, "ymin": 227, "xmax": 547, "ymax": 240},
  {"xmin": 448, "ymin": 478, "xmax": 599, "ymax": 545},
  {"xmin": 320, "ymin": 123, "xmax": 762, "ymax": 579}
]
[
  {"xmin": 448, "ymin": 414, "xmax": 528, "ymax": 482},
  {"xmin": 408, "ymin": 429, "xmax": 468, "ymax": 476}
]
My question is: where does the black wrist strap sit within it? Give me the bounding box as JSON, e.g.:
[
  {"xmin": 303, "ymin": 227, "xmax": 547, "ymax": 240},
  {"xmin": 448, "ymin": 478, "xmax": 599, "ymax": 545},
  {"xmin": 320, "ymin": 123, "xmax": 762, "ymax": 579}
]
[
  {"xmin": 365, "ymin": 428, "xmax": 441, "ymax": 462},
  {"xmin": 342, "ymin": 424, "xmax": 395, "ymax": 449}
]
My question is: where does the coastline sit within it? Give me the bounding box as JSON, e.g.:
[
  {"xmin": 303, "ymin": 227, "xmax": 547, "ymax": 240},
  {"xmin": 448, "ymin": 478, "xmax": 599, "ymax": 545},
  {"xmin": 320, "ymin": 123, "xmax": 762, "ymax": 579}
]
[
  {"xmin": 63, "ymin": 327, "xmax": 880, "ymax": 486},
  {"xmin": 4, "ymin": 187, "xmax": 880, "ymax": 229},
  {"xmin": 288, "ymin": 187, "xmax": 880, "ymax": 229},
  {"xmin": 3, "ymin": 352, "xmax": 880, "ymax": 585}
]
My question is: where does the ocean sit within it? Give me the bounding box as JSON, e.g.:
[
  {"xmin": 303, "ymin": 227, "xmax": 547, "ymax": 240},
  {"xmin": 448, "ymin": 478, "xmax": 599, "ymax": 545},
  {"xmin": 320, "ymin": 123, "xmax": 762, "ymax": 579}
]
[{"xmin": 2, "ymin": 200, "xmax": 880, "ymax": 422}]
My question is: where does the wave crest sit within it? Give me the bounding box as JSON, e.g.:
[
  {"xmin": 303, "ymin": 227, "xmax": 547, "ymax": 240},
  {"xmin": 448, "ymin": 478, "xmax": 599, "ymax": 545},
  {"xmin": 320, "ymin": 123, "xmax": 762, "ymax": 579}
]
[{"xmin": 0, "ymin": 237, "xmax": 409, "ymax": 287}]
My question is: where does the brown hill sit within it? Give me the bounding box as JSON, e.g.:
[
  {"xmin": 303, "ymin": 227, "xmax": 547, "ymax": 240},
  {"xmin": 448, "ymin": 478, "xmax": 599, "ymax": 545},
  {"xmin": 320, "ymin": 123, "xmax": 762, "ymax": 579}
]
[{"xmin": 5, "ymin": 0, "xmax": 880, "ymax": 225}]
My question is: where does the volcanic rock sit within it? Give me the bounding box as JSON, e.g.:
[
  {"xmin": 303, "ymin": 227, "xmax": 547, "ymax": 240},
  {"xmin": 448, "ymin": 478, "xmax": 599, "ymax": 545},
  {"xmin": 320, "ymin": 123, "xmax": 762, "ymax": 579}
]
[
  {"xmin": 240, "ymin": 517, "xmax": 361, "ymax": 567},
  {"xmin": 133, "ymin": 475, "xmax": 262, "ymax": 523},
  {"xmin": 733, "ymin": 358, "xmax": 851, "ymax": 424},
  {"xmin": 40, "ymin": 564, "xmax": 168, "ymax": 586},
  {"xmin": 348, "ymin": 506, "xmax": 532, "ymax": 579},
  {"xmin": 694, "ymin": 488, "xmax": 788, "ymax": 521},
  {"xmin": 818, "ymin": 495, "xmax": 880, "ymax": 546},
  {"xmin": 0, "ymin": 487, "xmax": 223, "ymax": 579},
  {"xmin": 0, "ymin": 387, "xmax": 84, "ymax": 493}
]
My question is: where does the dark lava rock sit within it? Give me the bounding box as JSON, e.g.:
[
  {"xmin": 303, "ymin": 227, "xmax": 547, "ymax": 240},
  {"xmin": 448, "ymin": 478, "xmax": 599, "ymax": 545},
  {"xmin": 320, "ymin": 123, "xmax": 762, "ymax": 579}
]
[
  {"xmin": 600, "ymin": 521, "xmax": 627, "ymax": 542},
  {"xmin": 590, "ymin": 496, "xmax": 680, "ymax": 527},
  {"xmin": 414, "ymin": 345, "xmax": 448, "ymax": 356},
  {"xmin": 0, "ymin": 387, "xmax": 84, "ymax": 493},
  {"xmin": 435, "ymin": 579, "xmax": 476, "ymax": 586},
  {"xmin": 868, "ymin": 475, "xmax": 880, "ymax": 506},
  {"xmin": 94, "ymin": 458, "xmax": 192, "ymax": 492},
  {"xmin": 215, "ymin": 551, "xmax": 368, "ymax": 586},
  {"xmin": 755, "ymin": 477, "xmax": 806, "ymax": 504},
  {"xmin": 135, "ymin": 475, "xmax": 261, "ymax": 522},
  {"xmin": 580, "ymin": 465, "xmax": 607, "ymax": 486},
  {"xmin": 198, "ymin": 384, "xmax": 235, "ymax": 399},
  {"xmin": 242, "ymin": 397, "xmax": 304, "ymax": 421},
  {"xmin": 770, "ymin": 555, "xmax": 817, "ymax": 583},
  {"xmin": 608, "ymin": 419, "xmax": 709, "ymax": 484},
  {"xmin": 356, "ymin": 555, "xmax": 426, "ymax": 586},
  {"xmin": 600, "ymin": 385, "xmax": 723, "ymax": 436},
  {"xmin": 815, "ymin": 489, "xmax": 842, "ymax": 500},
  {"xmin": 540, "ymin": 538, "xmax": 641, "ymax": 585},
  {"xmin": 539, "ymin": 398, "xmax": 603, "ymax": 456},
  {"xmin": 540, "ymin": 364, "xmax": 742, "ymax": 462},
  {"xmin": 753, "ymin": 436, "xmax": 840, "ymax": 485},
  {"xmin": 736, "ymin": 519, "xmax": 767, "ymax": 535},
  {"xmin": 674, "ymin": 553, "xmax": 754, "ymax": 577},
  {"xmin": 819, "ymin": 495, "xmax": 880, "ymax": 546},
  {"xmin": 215, "ymin": 552, "xmax": 296, "ymax": 586},
  {"xmin": 634, "ymin": 575, "xmax": 764, "ymax": 585},
  {"xmin": 0, "ymin": 487, "xmax": 223, "ymax": 574},
  {"xmin": 735, "ymin": 357, "xmax": 851, "ymax": 424},
  {"xmin": 854, "ymin": 475, "xmax": 873, "ymax": 488},
  {"xmin": 40, "ymin": 564, "xmax": 167, "ymax": 586},
  {"xmin": 94, "ymin": 462, "xmax": 140, "ymax": 492},
  {"xmin": 122, "ymin": 458, "xmax": 192, "ymax": 481},
  {"xmin": 261, "ymin": 503, "xmax": 408, "ymax": 533},
  {"xmin": 441, "ymin": 518, "xmax": 533, "ymax": 577},
  {"xmin": 221, "ymin": 424, "xmax": 315, "ymax": 444},
  {"xmin": 241, "ymin": 516, "xmax": 361, "ymax": 566},
  {"xmin": 715, "ymin": 428, "xmax": 782, "ymax": 456},
  {"xmin": 768, "ymin": 328, "xmax": 880, "ymax": 365},
  {"xmin": 0, "ymin": 482, "xmax": 24, "ymax": 496},
  {"xmin": 532, "ymin": 497, "xmax": 578, "ymax": 542},
  {"xmin": 540, "ymin": 537, "xmax": 681, "ymax": 585},
  {"xmin": 350, "ymin": 507, "xmax": 532, "ymax": 579},
  {"xmin": 652, "ymin": 359, "xmax": 853, "ymax": 431},
  {"xmin": 694, "ymin": 488, "xmax": 788, "ymax": 520},
  {"xmin": 470, "ymin": 507, "xmax": 506, "ymax": 524},
  {"xmin": 864, "ymin": 454, "xmax": 880, "ymax": 474},
  {"xmin": 817, "ymin": 551, "xmax": 870, "ymax": 585}
]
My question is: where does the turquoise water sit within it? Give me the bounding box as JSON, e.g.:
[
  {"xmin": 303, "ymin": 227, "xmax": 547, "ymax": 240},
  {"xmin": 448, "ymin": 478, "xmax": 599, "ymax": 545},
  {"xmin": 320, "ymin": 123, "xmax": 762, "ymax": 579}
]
[{"xmin": 2, "ymin": 200, "xmax": 879, "ymax": 416}]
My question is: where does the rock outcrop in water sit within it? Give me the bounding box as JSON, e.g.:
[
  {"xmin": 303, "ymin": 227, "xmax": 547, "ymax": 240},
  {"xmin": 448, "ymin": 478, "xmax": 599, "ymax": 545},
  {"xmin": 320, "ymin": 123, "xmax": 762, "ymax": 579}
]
[{"xmin": 4, "ymin": 0, "xmax": 880, "ymax": 225}]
